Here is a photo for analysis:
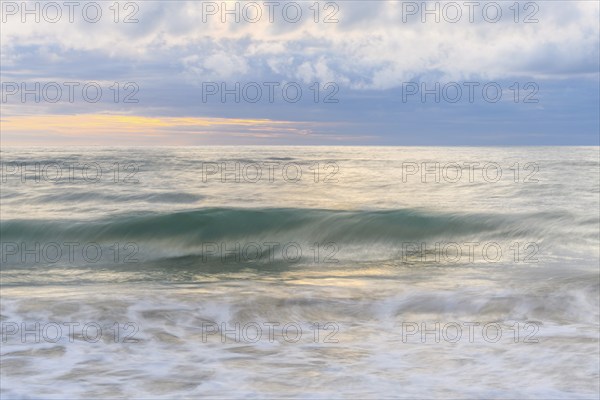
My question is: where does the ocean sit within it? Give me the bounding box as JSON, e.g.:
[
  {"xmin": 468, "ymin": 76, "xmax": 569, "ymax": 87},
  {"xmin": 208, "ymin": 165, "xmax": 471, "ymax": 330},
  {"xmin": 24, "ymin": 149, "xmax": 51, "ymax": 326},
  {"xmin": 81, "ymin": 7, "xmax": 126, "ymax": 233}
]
[{"xmin": 1, "ymin": 146, "xmax": 599, "ymax": 399}]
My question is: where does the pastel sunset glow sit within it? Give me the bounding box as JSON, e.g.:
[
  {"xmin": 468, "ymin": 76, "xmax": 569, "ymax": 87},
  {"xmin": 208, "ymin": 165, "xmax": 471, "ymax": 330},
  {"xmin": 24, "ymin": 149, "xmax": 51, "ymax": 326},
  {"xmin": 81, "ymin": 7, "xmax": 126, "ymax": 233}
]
[{"xmin": 1, "ymin": 114, "xmax": 350, "ymax": 145}]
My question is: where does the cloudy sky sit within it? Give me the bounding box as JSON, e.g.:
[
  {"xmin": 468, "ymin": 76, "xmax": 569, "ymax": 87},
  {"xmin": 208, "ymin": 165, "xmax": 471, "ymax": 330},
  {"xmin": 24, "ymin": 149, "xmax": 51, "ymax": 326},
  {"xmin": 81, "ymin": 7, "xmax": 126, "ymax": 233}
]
[{"xmin": 1, "ymin": 0, "xmax": 598, "ymax": 145}]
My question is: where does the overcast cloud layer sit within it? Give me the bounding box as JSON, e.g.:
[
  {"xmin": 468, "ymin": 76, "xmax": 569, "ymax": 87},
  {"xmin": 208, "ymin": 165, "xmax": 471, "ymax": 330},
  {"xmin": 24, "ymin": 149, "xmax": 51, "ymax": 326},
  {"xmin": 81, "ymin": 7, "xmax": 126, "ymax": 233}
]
[{"xmin": 1, "ymin": 0, "xmax": 599, "ymax": 145}]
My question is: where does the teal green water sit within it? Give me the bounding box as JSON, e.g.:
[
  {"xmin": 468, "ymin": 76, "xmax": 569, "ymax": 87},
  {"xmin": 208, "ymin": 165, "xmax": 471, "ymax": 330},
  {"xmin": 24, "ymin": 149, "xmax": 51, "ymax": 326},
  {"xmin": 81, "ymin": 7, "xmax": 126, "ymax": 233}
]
[{"xmin": 1, "ymin": 147, "xmax": 598, "ymax": 398}]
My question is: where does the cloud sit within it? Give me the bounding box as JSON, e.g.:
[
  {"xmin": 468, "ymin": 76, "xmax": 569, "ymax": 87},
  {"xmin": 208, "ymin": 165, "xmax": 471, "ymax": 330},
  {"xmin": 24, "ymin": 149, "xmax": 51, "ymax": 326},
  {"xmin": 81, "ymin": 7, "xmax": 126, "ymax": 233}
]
[
  {"xmin": 2, "ymin": 1, "xmax": 598, "ymax": 89},
  {"xmin": 1, "ymin": 1, "xmax": 598, "ymax": 145}
]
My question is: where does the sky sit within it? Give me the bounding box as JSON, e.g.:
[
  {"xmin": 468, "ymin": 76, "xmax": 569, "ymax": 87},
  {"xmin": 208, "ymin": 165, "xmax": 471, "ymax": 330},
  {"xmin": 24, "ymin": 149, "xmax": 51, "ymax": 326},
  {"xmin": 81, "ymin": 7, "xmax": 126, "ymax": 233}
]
[{"xmin": 1, "ymin": 0, "xmax": 599, "ymax": 146}]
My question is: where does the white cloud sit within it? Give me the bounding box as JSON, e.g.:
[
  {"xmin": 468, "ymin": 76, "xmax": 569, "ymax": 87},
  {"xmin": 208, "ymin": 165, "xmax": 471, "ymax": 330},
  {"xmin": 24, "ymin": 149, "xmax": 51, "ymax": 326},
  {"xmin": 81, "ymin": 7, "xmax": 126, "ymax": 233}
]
[{"xmin": 1, "ymin": 1, "xmax": 598, "ymax": 89}]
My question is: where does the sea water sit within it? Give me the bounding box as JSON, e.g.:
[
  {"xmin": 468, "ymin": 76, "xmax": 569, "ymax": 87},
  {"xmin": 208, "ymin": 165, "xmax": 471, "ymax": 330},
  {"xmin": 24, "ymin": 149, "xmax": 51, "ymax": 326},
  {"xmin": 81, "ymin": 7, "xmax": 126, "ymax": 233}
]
[{"xmin": 1, "ymin": 146, "xmax": 598, "ymax": 398}]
